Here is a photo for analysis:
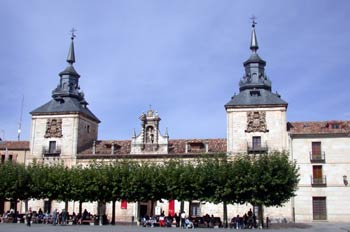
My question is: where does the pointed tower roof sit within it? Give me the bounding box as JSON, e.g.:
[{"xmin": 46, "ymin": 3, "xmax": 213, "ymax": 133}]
[
  {"xmin": 31, "ymin": 31, "xmax": 100, "ymax": 123},
  {"xmin": 59, "ymin": 32, "xmax": 80, "ymax": 78},
  {"xmin": 225, "ymin": 20, "xmax": 287, "ymax": 109},
  {"xmin": 67, "ymin": 35, "xmax": 76, "ymax": 64},
  {"xmin": 250, "ymin": 21, "xmax": 259, "ymax": 53}
]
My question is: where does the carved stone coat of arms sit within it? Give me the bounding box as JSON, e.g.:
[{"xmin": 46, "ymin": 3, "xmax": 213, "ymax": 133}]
[{"xmin": 246, "ymin": 111, "xmax": 268, "ymax": 132}]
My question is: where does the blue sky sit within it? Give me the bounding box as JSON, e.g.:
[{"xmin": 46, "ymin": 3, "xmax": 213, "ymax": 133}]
[{"xmin": 0, "ymin": 0, "xmax": 349, "ymax": 141}]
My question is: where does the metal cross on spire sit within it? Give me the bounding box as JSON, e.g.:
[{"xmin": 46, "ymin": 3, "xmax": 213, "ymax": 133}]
[
  {"xmin": 70, "ymin": 27, "xmax": 77, "ymax": 40},
  {"xmin": 250, "ymin": 15, "xmax": 257, "ymax": 28},
  {"xmin": 249, "ymin": 15, "xmax": 259, "ymax": 53}
]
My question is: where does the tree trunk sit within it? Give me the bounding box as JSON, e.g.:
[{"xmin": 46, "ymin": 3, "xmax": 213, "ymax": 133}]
[
  {"xmin": 24, "ymin": 199, "xmax": 28, "ymax": 213},
  {"xmin": 79, "ymin": 201, "xmax": 82, "ymax": 215},
  {"xmin": 65, "ymin": 201, "xmax": 68, "ymax": 211},
  {"xmin": 111, "ymin": 200, "xmax": 116, "ymax": 225},
  {"xmin": 13, "ymin": 199, "xmax": 18, "ymax": 221},
  {"xmin": 150, "ymin": 200, "xmax": 154, "ymax": 216},
  {"xmin": 258, "ymin": 205, "xmax": 264, "ymax": 228},
  {"xmin": 180, "ymin": 201, "xmax": 184, "ymax": 213},
  {"xmin": 223, "ymin": 201, "xmax": 228, "ymax": 228}
]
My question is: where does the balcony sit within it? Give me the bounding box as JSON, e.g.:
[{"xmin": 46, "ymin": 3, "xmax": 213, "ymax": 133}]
[
  {"xmin": 42, "ymin": 146, "xmax": 61, "ymax": 157},
  {"xmin": 310, "ymin": 151, "xmax": 325, "ymax": 163},
  {"xmin": 247, "ymin": 142, "xmax": 268, "ymax": 153},
  {"xmin": 311, "ymin": 176, "xmax": 327, "ymax": 187}
]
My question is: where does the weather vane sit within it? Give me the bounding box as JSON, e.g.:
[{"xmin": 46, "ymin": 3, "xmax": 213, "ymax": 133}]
[
  {"xmin": 250, "ymin": 15, "xmax": 257, "ymax": 28},
  {"xmin": 70, "ymin": 27, "xmax": 77, "ymax": 39}
]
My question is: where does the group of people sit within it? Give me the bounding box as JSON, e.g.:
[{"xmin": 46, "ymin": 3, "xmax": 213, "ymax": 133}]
[
  {"xmin": 141, "ymin": 211, "xmax": 211, "ymax": 229},
  {"xmin": 23, "ymin": 208, "xmax": 95, "ymax": 226},
  {"xmin": 24, "ymin": 207, "xmax": 70, "ymax": 226},
  {"xmin": 0, "ymin": 209, "xmax": 19, "ymax": 223},
  {"xmin": 141, "ymin": 211, "xmax": 173, "ymax": 227},
  {"xmin": 230, "ymin": 208, "xmax": 257, "ymax": 229},
  {"xmin": 1, "ymin": 207, "xmax": 109, "ymax": 226}
]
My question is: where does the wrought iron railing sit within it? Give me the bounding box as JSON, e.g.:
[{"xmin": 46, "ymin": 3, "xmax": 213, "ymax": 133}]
[
  {"xmin": 311, "ymin": 176, "xmax": 327, "ymax": 187},
  {"xmin": 309, "ymin": 151, "xmax": 325, "ymax": 162},
  {"xmin": 247, "ymin": 142, "xmax": 268, "ymax": 153},
  {"xmin": 42, "ymin": 146, "xmax": 61, "ymax": 157}
]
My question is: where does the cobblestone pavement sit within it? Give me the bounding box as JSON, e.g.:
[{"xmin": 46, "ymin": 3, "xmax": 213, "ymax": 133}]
[{"xmin": 0, "ymin": 223, "xmax": 349, "ymax": 232}]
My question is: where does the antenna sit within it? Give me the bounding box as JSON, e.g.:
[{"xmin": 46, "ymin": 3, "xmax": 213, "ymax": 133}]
[{"xmin": 18, "ymin": 95, "xmax": 24, "ymax": 141}]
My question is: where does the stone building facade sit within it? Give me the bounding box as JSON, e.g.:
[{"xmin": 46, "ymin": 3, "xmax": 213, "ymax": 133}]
[{"xmin": 1, "ymin": 24, "xmax": 350, "ymax": 223}]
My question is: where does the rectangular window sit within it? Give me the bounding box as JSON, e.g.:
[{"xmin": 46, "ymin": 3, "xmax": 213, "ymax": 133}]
[
  {"xmin": 49, "ymin": 141, "xmax": 56, "ymax": 154},
  {"xmin": 121, "ymin": 199, "xmax": 127, "ymax": 209},
  {"xmin": 313, "ymin": 165, "xmax": 322, "ymax": 179},
  {"xmin": 1, "ymin": 155, "xmax": 5, "ymax": 164},
  {"xmin": 312, "ymin": 165, "xmax": 326, "ymax": 186},
  {"xmin": 313, "ymin": 197, "xmax": 327, "ymax": 220},
  {"xmin": 312, "ymin": 142, "xmax": 321, "ymax": 156},
  {"xmin": 191, "ymin": 203, "xmax": 200, "ymax": 217},
  {"xmin": 331, "ymin": 123, "xmax": 339, "ymax": 129},
  {"xmin": 252, "ymin": 136, "xmax": 261, "ymax": 149}
]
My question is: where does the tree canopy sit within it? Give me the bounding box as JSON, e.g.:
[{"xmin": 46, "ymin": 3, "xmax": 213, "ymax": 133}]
[{"xmin": 0, "ymin": 151, "xmax": 299, "ymax": 216}]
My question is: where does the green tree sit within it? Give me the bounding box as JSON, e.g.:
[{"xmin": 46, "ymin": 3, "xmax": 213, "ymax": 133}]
[
  {"xmin": 0, "ymin": 161, "xmax": 31, "ymax": 212},
  {"xmin": 249, "ymin": 151, "xmax": 299, "ymax": 227}
]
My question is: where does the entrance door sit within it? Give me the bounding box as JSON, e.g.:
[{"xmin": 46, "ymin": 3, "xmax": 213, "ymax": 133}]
[
  {"xmin": 0, "ymin": 199, "xmax": 4, "ymax": 215},
  {"xmin": 313, "ymin": 197, "xmax": 327, "ymax": 220},
  {"xmin": 140, "ymin": 205, "xmax": 148, "ymax": 218}
]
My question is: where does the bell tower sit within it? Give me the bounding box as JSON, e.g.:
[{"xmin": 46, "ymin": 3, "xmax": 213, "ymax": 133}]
[
  {"xmin": 29, "ymin": 32, "xmax": 100, "ymax": 166},
  {"xmin": 225, "ymin": 21, "xmax": 288, "ymax": 155},
  {"xmin": 131, "ymin": 108, "xmax": 169, "ymax": 154}
]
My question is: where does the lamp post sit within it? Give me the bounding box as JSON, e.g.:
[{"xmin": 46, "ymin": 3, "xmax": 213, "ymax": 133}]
[{"xmin": 343, "ymin": 175, "xmax": 348, "ymax": 186}]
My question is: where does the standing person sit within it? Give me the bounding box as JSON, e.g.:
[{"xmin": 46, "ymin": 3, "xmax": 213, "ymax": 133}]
[
  {"xmin": 174, "ymin": 213, "xmax": 180, "ymax": 227},
  {"xmin": 61, "ymin": 209, "xmax": 67, "ymax": 225},
  {"xmin": 52, "ymin": 209, "xmax": 58, "ymax": 226},
  {"xmin": 181, "ymin": 211, "xmax": 186, "ymax": 229},
  {"xmin": 26, "ymin": 207, "xmax": 32, "ymax": 227}
]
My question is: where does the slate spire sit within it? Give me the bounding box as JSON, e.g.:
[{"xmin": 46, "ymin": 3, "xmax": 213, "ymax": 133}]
[
  {"xmin": 67, "ymin": 34, "xmax": 76, "ymax": 65},
  {"xmin": 52, "ymin": 30, "xmax": 83, "ymax": 101},
  {"xmin": 30, "ymin": 30, "xmax": 100, "ymax": 123},
  {"xmin": 224, "ymin": 19, "xmax": 287, "ymax": 108},
  {"xmin": 250, "ymin": 21, "xmax": 259, "ymax": 53}
]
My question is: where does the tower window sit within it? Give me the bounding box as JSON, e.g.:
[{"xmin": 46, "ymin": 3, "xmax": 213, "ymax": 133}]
[
  {"xmin": 87, "ymin": 125, "xmax": 90, "ymax": 133},
  {"xmin": 49, "ymin": 141, "xmax": 57, "ymax": 154},
  {"xmin": 250, "ymin": 90, "xmax": 261, "ymax": 96},
  {"xmin": 252, "ymin": 136, "xmax": 261, "ymax": 149}
]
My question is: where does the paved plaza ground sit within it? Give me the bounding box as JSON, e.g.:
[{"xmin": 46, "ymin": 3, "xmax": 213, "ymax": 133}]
[{"xmin": 0, "ymin": 223, "xmax": 350, "ymax": 232}]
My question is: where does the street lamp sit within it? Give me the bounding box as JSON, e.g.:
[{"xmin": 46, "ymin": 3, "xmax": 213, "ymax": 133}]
[{"xmin": 343, "ymin": 175, "xmax": 348, "ymax": 186}]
